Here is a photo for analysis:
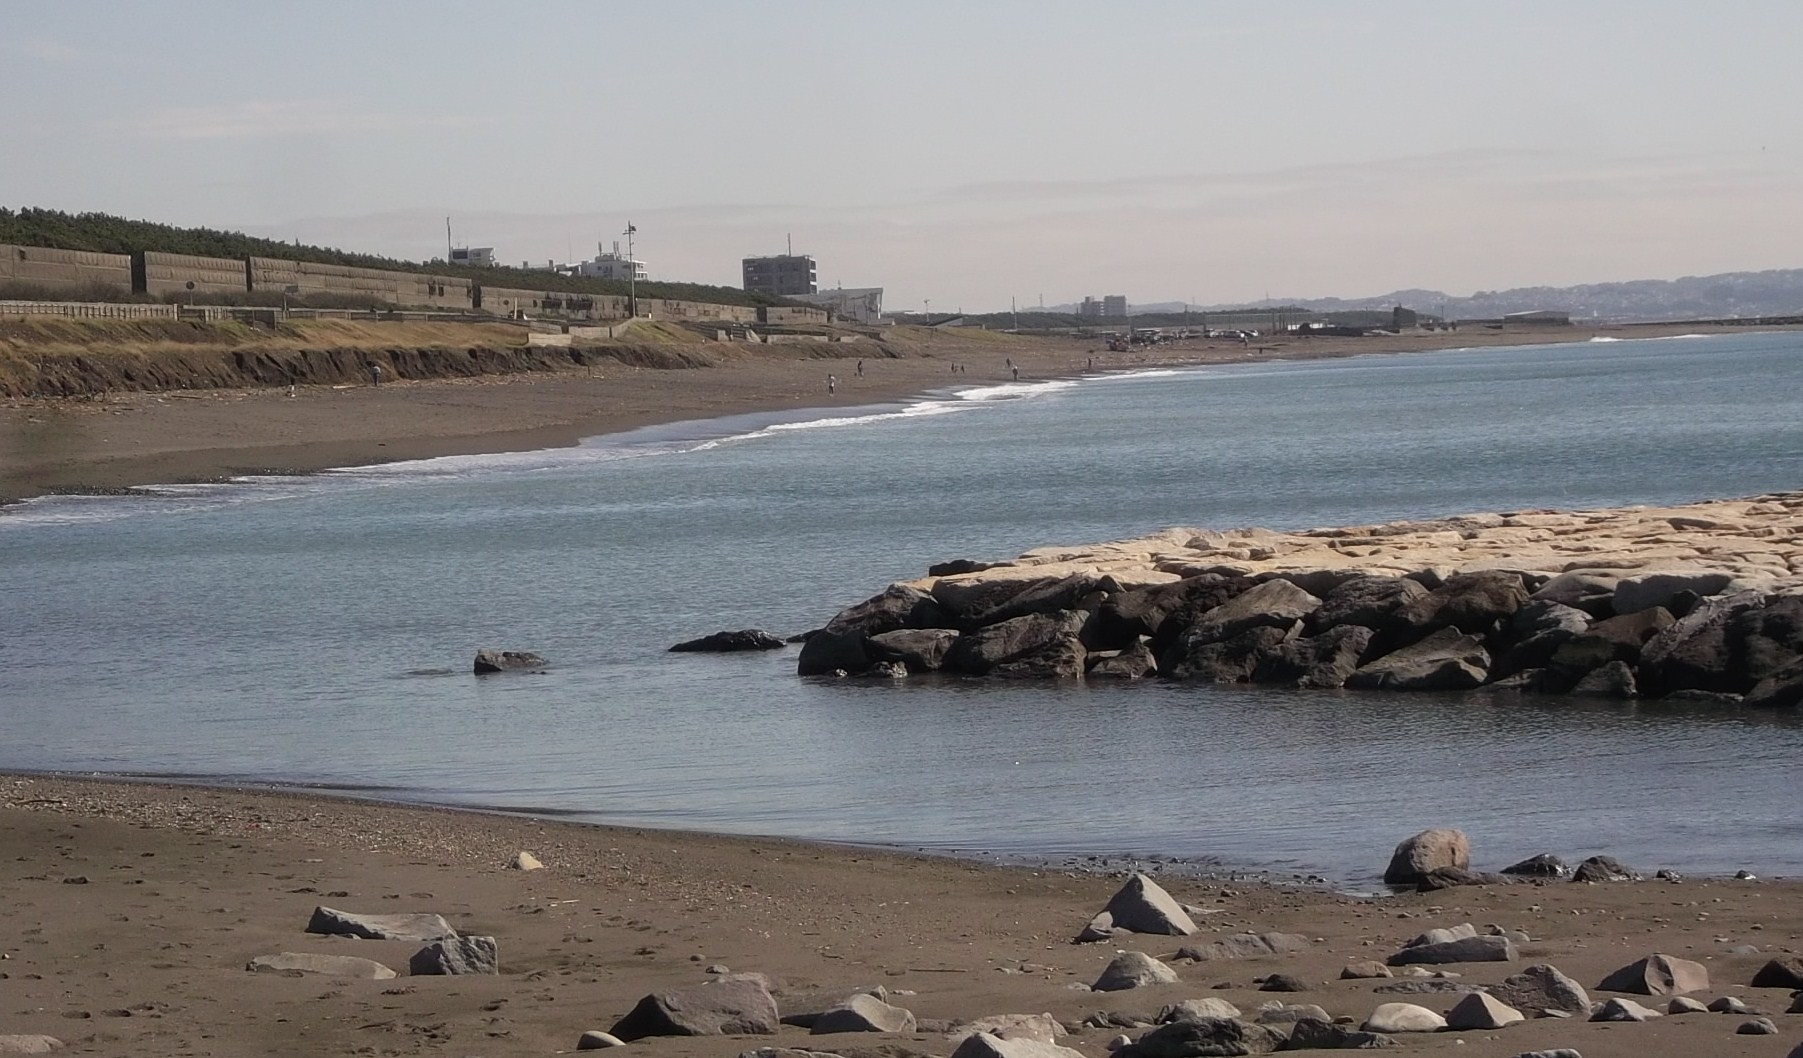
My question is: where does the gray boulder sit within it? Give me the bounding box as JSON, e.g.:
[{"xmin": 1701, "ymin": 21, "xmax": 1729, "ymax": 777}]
[
  {"xmin": 1750, "ymin": 954, "xmax": 1803, "ymax": 988},
  {"xmin": 867, "ymin": 628, "xmax": 960, "ymax": 672},
  {"xmin": 1500, "ymin": 854, "xmax": 1568, "ymax": 878},
  {"xmin": 1570, "ymin": 660, "xmax": 1638, "ymax": 698},
  {"xmin": 1283, "ymin": 1017, "xmax": 1398, "ymax": 1049},
  {"xmin": 1175, "ymin": 931, "xmax": 1310, "ymax": 962},
  {"xmin": 1614, "ymin": 571, "xmax": 1734, "ymax": 615},
  {"xmin": 1157, "ymin": 998, "xmax": 1241, "ymax": 1022},
  {"xmin": 825, "ymin": 584, "xmax": 949, "ymax": 637},
  {"xmin": 1116, "ymin": 1018, "xmax": 1284, "ymax": 1057},
  {"xmin": 1383, "ymin": 827, "xmax": 1470, "ymax": 885},
  {"xmin": 304, "ymin": 906, "xmax": 455, "ymax": 942},
  {"xmin": 1597, "ymin": 954, "xmax": 1709, "ymax": 996},
  {"xmin": 810, "ymin": 993, "xmax": 917, "ymax": 1034},
  {"xmin": 1361, "ymin": 1002, "xmax": 1446, "ymax": 1033},
  {"xmin": 1445, "ymin": 992, "xmax": 1525, "ymax": 1029},
  {"xmin": 1508, "ymin": 1051, "xmax": 1585, "ymax": 1058},
  {"xmin": 1253, "ymin": 625, "xmax": 1373, "ymax": 688},
  {"xmin": 1589, "ymin": 997, "xmax": 1660, "ymax": 1022},
  {"xmin": 1744, "ymin": 656, "xmax": 1803, "ymax": 708},
  {"xmin": 1737, "ymin": 1017, "xmax": 1780, "ymax": 1034},
  {"xmin": 1347, "ymin": 628, "xmax": 1490, "ymax": 691},
  {"xmin": 1667, "ymin": 996, "xmax": 1708, "ymax": 1014},
  {"xmin": 1549, "ymin": 608, "xmax": 1673, "ymax": 675},
  {"xmin": 1308, "ymin": 575, "xmax": 1427, "ymax": 636},
  {"xmin": 246, "ymin": 952, "xmax": 396, "ymax": 979},
  {"xmin": 947, "ymin": 1014, "xmax": 1065, "ymax": 1044},
  {"xmin": 1530, "ymin": 569, "xmax": 1623, "ymax": 617},
  {"xmin": 473, "ymin": 649, "xmax": 546, "ymax": 673},
  {"xmin": 409, "ymin": 935, "xmax": 498, "ymax": 975},
  {"xmin": 988, "ymin": 635, "xmax": 1088, "ymax": 680},
  {"xmin": 1637, "ymin": 590, "xmax": 1764, "ymax": 696},
  {"xmin": 1187, "ymin": 579, "xmax": 1322, "ymax": 644},
  {"xmin": 576, "ymin": 1031, "xmax": 626, "ymax": 1049},
  {"xmin": 1085, "ymin": 574, "xmax": 1249, "ymax": 650},
  {"xmin": 1164, "ymin": 625, "xmax": 1291, "ymax": 683},
  {"xmin": 1388, "ymin": 935, "xmax": 1515, "ymax": 966},
  {"xmin": 669, "ymin": 629, "xmax": 787, "ymax": 652},
  {"xmin": 950, "ymin": 1032, "xmax": 1088, "ymax": 1058},
  {"xmin": 1340, "ymin": 961, "xmax": 1392, "ymax": 980},
  {"xmin": 970, "ymin": 573, "xmax": 1106, "ymax": 627},
  {"xmin": 1093, "ymin": 951, "xmax": 1181, "ymax": 991},
  {"xmin": 1571, "ymin": 855, "xmax": 1637, "ymax": 882},
  {"xmin": 932, "ymin": 575, "xmax": 1056, "ymax": 627},
  {"xmin": 1087, "ymin": 640, "xmax": 1159, "ymax": 679},
  {"xmin": 1395, "ymin": 570, "xmax": 1529, "ymax": 637},
  {"xmin": 1487, "ymin": 964, "xmax": 1590, "ymax": 1018},
  {"xmin": 0, "ymin": 1038, "xmax": 64, "ymax": 1056},
  {"xmin": 1416, "ymin": 866, "xmax": 1505, "ymax": 891},
  {"xmin": 1097, "ymin": 873, "xmax": 1198, "ymax": 936},
  {"xmin": 608, "ymin": 977, "xmax": 781, "ymax": 1041},
  {"xmin": 1493, "ymin": 601, "xmax": 1593, "ymax": 676},
  {"xmin": 943, "ymin": 611, "xmax": 1087, "ymax": 675},
  {"xmin": 796, "ymin": 629, "xmax": 870, "ymax": 676},
  {"xmin": 1705, "ymin": 996, "xmax": 1751, "ymax": 1013},
  {"xmin": 1251, "ymin": 1002, "xmax": 1327, "ymax": 1025}
]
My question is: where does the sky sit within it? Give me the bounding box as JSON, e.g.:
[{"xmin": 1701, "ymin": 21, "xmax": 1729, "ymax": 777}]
[{"xmin": 4, "ymin": 0, "xmax": 1801, "ymax": 312}]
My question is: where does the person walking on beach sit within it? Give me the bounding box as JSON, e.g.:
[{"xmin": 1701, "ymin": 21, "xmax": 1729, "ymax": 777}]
[
  {"xmin": 368, "ymin": 363, "xmax": 382, "ymax": 386},
  {"xmin": 856, "ymin": 359, "xmax": 864, "ymax": 377},
  {"xmin": 827, "ymin": 373, "xmax": 837, "ymax": 394},
  {"xmin": 1011, "ymin": 364, "xmax": 1020, "ymax": 382}
]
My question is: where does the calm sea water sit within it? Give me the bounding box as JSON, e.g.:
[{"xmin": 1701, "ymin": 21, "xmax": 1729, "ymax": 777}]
[{"xmin": 4, "ymin": 332, "xmax": 1802, "ymax": 887}]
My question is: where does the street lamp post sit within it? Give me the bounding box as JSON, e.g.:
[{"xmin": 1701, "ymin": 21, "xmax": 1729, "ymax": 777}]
[{"xmin": 623, "ymin": 222, "xmax": 638, "ymax": 318}]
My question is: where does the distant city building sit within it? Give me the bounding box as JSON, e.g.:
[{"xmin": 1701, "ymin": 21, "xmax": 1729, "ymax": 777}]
[
  {"xmin": 449, "ymin": 246, "xmax": 495, "ymax": 268},
  {"xmin": 1077, "ymin": 295, "xmax": 1128, "ymax": 318},
  {"xmin": 742, "ymin": 253, "xmax": 817, "ymax": 296},
  {"xmin": 793, "ymin": 287, "xmax": 885, "ymax": 325},
  {"xmin": 572, "ymin": 242, "xmax": 648, "ymax": 283}
]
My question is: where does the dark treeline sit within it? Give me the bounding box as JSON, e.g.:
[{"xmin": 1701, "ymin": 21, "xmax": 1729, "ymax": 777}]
[{"xmin": 0, "ymin": 208, "xmax": 786, "ymax": 308}]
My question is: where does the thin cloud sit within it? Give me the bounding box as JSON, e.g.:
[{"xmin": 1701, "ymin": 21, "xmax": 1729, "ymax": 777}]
[{"xmin": 131, "ymin": 100, "xmax": 484, "ymax": 141}]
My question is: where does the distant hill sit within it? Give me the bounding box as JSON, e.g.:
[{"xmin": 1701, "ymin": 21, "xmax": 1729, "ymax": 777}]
[{"xmin": 1103, "ymin": 268, "xmax": 1803, "ymax": 323}]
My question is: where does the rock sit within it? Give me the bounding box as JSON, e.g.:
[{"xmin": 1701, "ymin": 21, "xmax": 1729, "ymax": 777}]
[
  {"xmin": 246, "ymin": 952, "xmax": 396, "ymax": 979},
  {"xmin": 409, "ymin": 935, "xmax": 498, "ymax": 975},
  {"xmin": 1174, "ymin": 932, "xmax": 1311, "ymax": 962},
  {"xmin": 780, "ymin": 989, "xmax": 887, "ymax": 1028},
  {"xmin": 1614, "ymin": 571, "xmax": 1735, "ymax": 615},
  {"xmin": 970, "ymin": 573, "xmax": 1107, "ymax": 627},
  {"xmin": 1258, "ymin": 974, "xmax": 1309, "ymax": 992},
  {"xmin": 1637, "ymin": 590, "xmax": 1764, "ymax": 696},
  {"xmin": 1341, "ymin": 961, "xmax": 1393, "ymax": 979},
  {"xmin": 609, "ymin": 977, "xmax": 781, "ymax": 1041},
  {"xmin": 1487, "ymin": 964, "xmax": 1590, "ymax": 1018},
  {"xmin": 576, "ymin": 1031, "xmax": 627, "ymax": 1049},
  {"xmin": 1570, "ymin": 855, "xmax": 1638, "ymax": 882},
  {"xmin": 1075, "ymin": 914, "xmax": 1117, "ymax": 943},
  {"xmin": 1569, "ymin": 660, "xmax": 1638, "ymax": 698},
  {"xmin": 1361, "ymin": 1002, "xmax": 1446, "ymax": 1033},
  {"xmin": 1500, "ymin": 854, "xmax": 1568, "ymax": 878},
  {"xmin": 1530, "ymin": 570, "xmax": 1623, "ymax": 617},
  {"xmin": 1750, "ymin": 954, "xmax": 1803, "ymax": 988},
  {"xmin": 0, "ymin": 1039, "xmax": 63, "ymax": 1055},
  {"xmin": 811, "ymin": 993, "xmax": 917, "ymax": 1034},
  {"xmin": 1187, "ymin": 578, "xmax": 1322, "ymax": 643},
  {"xmin": 826, "ymin": 583, "xmax": 950, "ymax": 637},
  {"xmin": 1347, "ymin": 627, "xmax": 1490, "ymax": 691},
  {"xmin": 942, "ymin": 611, "xmax": 1087, "ymax": 675},
  {"xmin": 796, "ymin": 629, "xmax": 871, "ymax": 676},
  {"xmin": 1744, "ymin": 656, "xmax": 1803, "ymax": 708},
  {"xmin": 1596, "ymin": 954, "xmax": 1709, "ymax": 996},
  {"xmin": 929, "ymin": 558, "xmax": 995, "ymax": 577},
  {"xmin": 1157, "ymin": 998, "xmax": 1241, "ymax": 1022},
  {"xmin": 1252, "ymin": 625, "xmax": 1373, "ymax": 688},
  {"xmin": 1445, "ymin": 992, "xmax": 1525, "ymax": 1029},
  {"xmin": 1492, "ymin": 602, "xmax": 1593, "ymax": 676},
  {"xmin": 509, "ymin": 851, "xmax": 543, "ymax": 870},
  {"xmin": 1108, "ymin": 1035, "xmax": 1133, "ymax": 1052},
  {"xmin": 1372, "ymin": 980, "xmax": 1481, "ymax": 995},
  {"xmin": 863, "ymin": 660, "xmax": 910, "ymax": 679},
  {"xmin": 1549, "ymin": 608, "xmax": 1674, "ymax": 675},
  {"xmin": 1097, "ymin": 873, "xmax": 1198, "ymax": 936},
  {"xmin": 1737, "ymin": 1017, "xmax": 1779, "ymax": 1034},
  {"xmin": 1093, "ymin": 951, "xmax": 1181, "ymax": 991},
  {"xmin": 1508, "ymin": 1052, "xmax": 1584, "ymax": 1058},
  {"xmin": 948, "ymin": 1013, "xmax": 1065, "ymax": 1044},
  {"xmin": 866, "ymin": 627, "xmax": 960, "ymax": 672},
  {"xmin": 1735, "ymin": 596, "xmax": 1803, "ymax": 683},
  {"xmin": 1115, "ymin": 1018, "xmax": 1285, "ymax": 1058},
  {"xmin": 1790, "ymin": 993, "xmax": 1803, "ymax": 1014},
  {"xmin": 1589, "ymin": 997, "xmax": 1660, "ymax": 1022},
  {"xmin": 304, "ymin": 906, "xmax": 456, "ymax": 942},
  {"xmin": 1086, "ymin": 574, "xmax": 1250, "ymax": 650},
  {"xmin": 932, "ymin": 574, "xmax": 1057, "ymax": 627},
  {"xmin": 669, "ymin": 629, "xmax": 786, "ymax": 652},
  {"xmin": 1382, "ymin": 827, "xmax": 1470, "ymax": 885},
  {"xmin": 1705, "ymin": 996, "xmax": 1751, "ymax": 1013},
  {"xmin": 473, "ymin": 648, "xmax": 546, "ymax": 673},
  {"xmin": 1396, "ymin": 570, "xmax": 1529, "ymax": 638},
  {"xmin": 1666, "ymin": 996, "xmax": 1708, "ymax": 1014},
  {"xmin": 1309, "ymin": 575, "xmax": 1427, "ymax": 635},
  {"xmin": 1253, "ymin": 1002, "xmax": 1328, "ymax": 1025},
  {"xmin": 1405, "ymin": 923, "xmax": 1478, "ymax": 947},
  {"xmin": 1388, "ymin": 936, "xmax": 1515, "ymax": 966},
  {"xmin": 1164, "ymin": 625, "xmax": 1292, "ymax": 682},
  {"xmin": 988, "ymin": 635, "xmax": 1089, "ymax": 679},
  {"xmin": 1283, "ymin": 1017, "xmax": 1398, "ymax": 1049},
  {"xmin": 1416, "ymin": 866, "xmax": 1504, "ymax": 891},
  {"xmin": 950, "ymin": 1032, "xmax": 1089, "ymax": 1058},
  {"xmin": 1087, "ymin": 640, "xmax": 1160, "ymax": 679}
]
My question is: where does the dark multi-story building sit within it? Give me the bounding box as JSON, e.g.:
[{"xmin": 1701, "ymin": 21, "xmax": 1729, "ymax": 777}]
[{"xmin": 742, "ymin": 254, "xmax": 818, "ymax": 296}]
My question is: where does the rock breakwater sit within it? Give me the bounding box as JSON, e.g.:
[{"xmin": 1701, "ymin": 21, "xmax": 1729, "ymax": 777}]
[{"xmin": 798, "ymin": 491, "xmax": 1803, "ymax": 704}]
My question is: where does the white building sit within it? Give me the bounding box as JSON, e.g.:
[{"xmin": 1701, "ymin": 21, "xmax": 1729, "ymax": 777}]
[
  {"xmin": 573, "ymin": 242, "xmax": 647, "ymax": 282},
  {"xmin": 793, "ymin": 287, "xmax": 885, "ymax": 325},
  {"xmin": 449, "ymin": 246, "xmax": 495, "ymax": 268}
]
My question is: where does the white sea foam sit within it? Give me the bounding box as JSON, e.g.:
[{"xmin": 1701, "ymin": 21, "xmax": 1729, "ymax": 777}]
[{"xmin": 1589, "ymin": 333, "xmax": 1713, "ymax": 343}]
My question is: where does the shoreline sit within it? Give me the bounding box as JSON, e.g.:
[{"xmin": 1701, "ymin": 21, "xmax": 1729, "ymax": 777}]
[
  {"xmin": 4, "ymin": 772, "xmax": 1800, "ymax": 1057},
  {"xmin": 2, "ymin": 322, "xmax": 1771, "ymax": 506}
]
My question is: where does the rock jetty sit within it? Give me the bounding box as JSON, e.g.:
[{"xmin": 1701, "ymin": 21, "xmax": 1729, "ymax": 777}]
[{"xmin": 798, "ymin": 491, "xmax": 1803, "ymax": 703}]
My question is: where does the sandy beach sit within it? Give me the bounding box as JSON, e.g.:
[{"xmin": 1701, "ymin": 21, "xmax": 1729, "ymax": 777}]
[
  {"xmin": 0, "ymin": 322, "xmax": 1761, "ymax": 505},
  {"xmin": 2, "ymin": 775, "xmax": 1799, "ymax": 1057}
]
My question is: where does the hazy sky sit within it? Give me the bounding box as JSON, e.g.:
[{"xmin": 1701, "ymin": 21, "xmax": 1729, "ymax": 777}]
[{"xmin": 5, "ymin": 1, "xmax": 1800, "ymax": 310}]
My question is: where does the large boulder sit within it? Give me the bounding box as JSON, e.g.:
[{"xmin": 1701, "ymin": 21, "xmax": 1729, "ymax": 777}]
[
  {"xmin": 1750, "ymin": 954, "xmax": 1803, "ymax": 989},
  {"xmin": 970, "ymin": 573, "xmax": 1106, "ymax": 627},
  {"xmin": 1730, "ymin": 595, "xmax": 1803, "ymax": 685},
  {"xmin": 824, "ymin": 584, "xmax": 949, "ymax": 637},
  {"xmin": 1361, "ymin": 1003, "xmax": 1446, "ymax": 1033},
  {"xmin": 669, "ymin": 629, "xmax": 787, "ymax": 652},
  {"xmin": 1092, "ymin": 951, "xmax": 1180, "ymax": 992},
  {"xmin": 932, "ymin": 575, "xmax": 1056, "ymax": 627},
  {"xmin": 810, "ymin": 993, "xmax": 917, "ymax": 1034},
  {"xmin": 1530, "ymin": 569, "xmax": 1624, "ymax": 618},
  {"xmin": 949, "ymin": 1034, "xmax": 1088, "ymax": 1058},
  {"xmin": 1388, "ymin": 935, "xmax": 1515, "ymax": 966},
  {"xmin": 943, "ymin": 611, "xmax": 1087, "ymax": 675},
  {"xmin": 867, "ymin": 628, "xmax": 960, "ymax": 672},
  {"xmin": 1085, "ymin": 574, "xmax": 1250, "ymax": 650},
  {"xmin": 304, "ymin": 906, "xmax": 455, "ymax": 942},
  {"xmin": 1744, "ymin": 656, "xmax": 1803, "ymax": 708},
  {"xmin": 1115, "ymin": 1018, "xmax": 1284, "ymax": 1058},
  {"xmin": 1637, "ymin": 590, "xmax": 1765, "ymax": 696},
  {"xmin": 796, "ymin": 629, "xmax": 870, "ymax": 676},
  {"xmin": 1308, "ymin": 575, "xmax": 1428, "ymax": 636},
  {"xmin": 474, "ymin": 649, "xmax": 546, "ymax": 673},
  {"xmin": 409, "ymin": 935, "xmax": 498, "ymax": 975},
  {"xmin": 1597, "ymin": 954, "xmax": 1709, "ymax": 996},
  {"xmin": 1589, "ymin": 997, "xmax": 1661, "ymax": 1022},
  {"xmin": 1614, "ymin": 571, "xmax": 1735, "ymax": 615},
  {"xmin": 1252, "ymin": 625, "xmax": 1373, "ymax": 688},
  {"xmin": 247, "ymin": 952, "xmax": 396, "ymax": 979},
  {"xmin": 1501, "ymin": 853, "xmax": 1569, "ymax": 878},
  {"xmin": 1157, "ymin": 998, "xmax": 1241, "ymax": 1022},
  {"xmin": 1570, "ymin": 660, "xmax": 1638, "ymax": 698},
  {"xmin": 1095, "ymin": 873, "xmax": 1197, "ymax": 936},
  {"xmin": 0, "ymin": 1038, "xmax": 64, "ymax": 1055},
  {"xmin": 1571, "ymin": 854, "xmax": 1638, "ymax": 882},
  {"xmin": 608, "ymin": 977, "xmax": 781, "ymax": 1041},
  {"xmin": 1394, "ymin": 570, "xmax": 1529, "ymax": 639},
  {"xmin": 1186, "ymin": 579, "xmax": 1321, "ymax": 644},
  {"xmin": 1175, "ymin": 932, "xmax": 1310, "ymax": 962},
  {"xmin": 1486, "ymin": 963, "xmax": 1590, "ymax": 1018},
  {"xmin": 1087, "ymin": 640, "xmax": 1159, "ymax": 679},
  {"xmin": 1445, "ymin": 992, "xmax": 1525, "ymax": 1030},
  {"xmin": 1347, "ymin": 627, "xmax": 1490, "ymax": 691},
  {"xmin": 1382, "ymin": 827, "xmax": 1470, "ymax": 885},
  {"xmin": 1492, "ymin": 601, "xmax": 1593, "ymax": 676},
  {"xmin": 1163, "ymin": 625, "xmax": 1290, "ymax": 683},
  {"xmin": 1283, "ymin": 1018, "xmax": 1398, "ymax": 1050},
  {"xmin": 946, "ymin": 1013, "xmax": 1065, "ymax": 1044},
  {"xmin": 989, "ymin": 636, "xmax": 1088, "ymax": 679},
  {"xmin": 1548, "ymin": 608, "xmax": 1673, "ymax": 675}
]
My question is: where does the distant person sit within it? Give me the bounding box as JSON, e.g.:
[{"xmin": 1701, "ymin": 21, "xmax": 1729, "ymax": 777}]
[
  {"xmin": 1011, "ymin": 364, "xmax": 1020, "ymax": 381},
  {"xmin": 827, "ymin": 374, "xmax": 836, "ymax": 394},
  {"xmin": 369, "ymin": 363, "xmax": 382, "ymax": 386},
  {"xmin": 856, "ymin": 359, "xmax": 864, "ymax": 377}
]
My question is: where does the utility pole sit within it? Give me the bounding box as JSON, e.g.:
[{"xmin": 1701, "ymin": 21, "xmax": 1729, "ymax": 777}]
[
  {"xmin": 445, "ymin": 217, "xmax": 453, "ymax": 261},
  {"xmin": 1011, "ymin": 296, "xmax": 1018, "ymax": 333},
  {"xmin": 623, "ymin": 222, "xmax": 638, "ymax": 318}
]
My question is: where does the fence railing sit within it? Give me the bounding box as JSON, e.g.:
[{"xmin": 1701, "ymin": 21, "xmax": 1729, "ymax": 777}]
[{"xmin": 0, "ymin": 300, "xmax": 179, "ymax": 320}]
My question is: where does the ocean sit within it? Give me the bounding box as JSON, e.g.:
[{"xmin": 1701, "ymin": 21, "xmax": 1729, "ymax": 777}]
[{"xmin": 4, "ymin": 331, "xmax": 1802, "ymax": 888}]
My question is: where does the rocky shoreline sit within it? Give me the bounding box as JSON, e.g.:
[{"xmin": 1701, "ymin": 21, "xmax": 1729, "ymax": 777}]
[{"xmin": 797, "ymin": 491, "xmax": 1803, "ymax": 706}]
